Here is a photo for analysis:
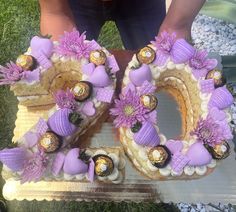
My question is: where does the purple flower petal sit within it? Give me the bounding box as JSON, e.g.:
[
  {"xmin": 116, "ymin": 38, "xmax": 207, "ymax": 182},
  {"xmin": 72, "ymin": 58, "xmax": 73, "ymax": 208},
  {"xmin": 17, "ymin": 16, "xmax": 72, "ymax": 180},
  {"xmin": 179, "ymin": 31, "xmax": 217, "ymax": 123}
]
[
  {"xmin": 110, "ymin": 89, "xmax": 149, "ymax": 128},
  {"xmin": 23, "ymin": 68, "xmax": 40, "ymax": 83},
  {"xmin": 54, "ymin": 89, "xmax": 77, "ymax": 110},
  {"xmin": 21, "ymin": 149, "xmax": 48, "ymax": 183},
  {"xmin": 171, "ymin": 39, "xmax": 195, "ymax": 64},
  {"xmin": 55, "ymin": 30, "xmax": 96, "ymax": 59}
]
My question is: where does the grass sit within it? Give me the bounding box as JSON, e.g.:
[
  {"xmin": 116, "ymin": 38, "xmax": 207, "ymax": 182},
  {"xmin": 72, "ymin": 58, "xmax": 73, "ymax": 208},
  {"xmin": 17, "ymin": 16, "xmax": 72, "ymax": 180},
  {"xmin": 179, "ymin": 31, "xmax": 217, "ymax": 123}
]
[{"xmin": 0, "ymin": 0, "xmax": 179, "ymax": 211}]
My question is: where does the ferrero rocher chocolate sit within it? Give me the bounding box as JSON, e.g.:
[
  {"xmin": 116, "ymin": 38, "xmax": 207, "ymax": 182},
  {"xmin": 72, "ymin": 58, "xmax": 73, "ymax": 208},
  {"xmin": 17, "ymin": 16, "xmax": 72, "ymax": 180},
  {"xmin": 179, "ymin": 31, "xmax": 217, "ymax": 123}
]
[
  {"xmin": 16, "ymin": 54, "xmax": 36, "ymax": 71},
  {"xmin": 205, "ymin": 141, "xmax": 230, "ymax": 160},
  {"xmin": 137, "ymin": 46, "xmax": 156, "ymax": 64},
  {"xmin": 206, "ymin": 69, "xmax": 226, "ymax": 88},
  {"xmin": 38, "ymin": 132, "xmax": 61, "ymax": 153},
  {"xmin": 71, "ymin": 81, "xmax": 92, "ymax": 102},
  {"xmin": 148, "ymin": 145, "xmax": 171, "ymax": 168},
  {"xmin": 131, "ymin": 122, "xmax": 142, "ymax": 133},
  {"xmin": 89, "ymin": 50, "xmax": 106, "ymax": 66},
  {"xmin": 93, "ymin": 154, "xmax": 114, "ymax": 177},
  {"xmin": 140, "ymin": 94, "xmax": 158, "ymax": 112}
]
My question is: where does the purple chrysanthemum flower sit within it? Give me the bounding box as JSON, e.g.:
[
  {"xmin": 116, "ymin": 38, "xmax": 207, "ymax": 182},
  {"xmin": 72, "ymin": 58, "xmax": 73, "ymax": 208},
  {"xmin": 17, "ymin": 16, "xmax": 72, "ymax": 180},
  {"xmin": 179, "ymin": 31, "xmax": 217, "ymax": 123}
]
[
  {"xmin": 21, "ymin": 149, "xmax": 48, "ymax": 183},
  {"xmin": 0, "ymin": 62, "xmax": 24, "ymax": 85},
  {"xmin": 153, "ymin": 31, "xmax": 176, "ymax": 54},
  {"xmin": 110, "ymin": 89, "xmax": 149, "ymax": 128},
  {"xmin": 189, "ymin": 49, "xmax": 217, "ymax": 79},
  {"xmin": 54, "ymin": 89, "xmax": 77, "ymax": 110},
  {"xmin": 55, "ymin": 29, "xmax": 96, "ymax": 59},
  {"xmin": 191, "ymin": 116, "xmax": 223, "ymax": 147}
]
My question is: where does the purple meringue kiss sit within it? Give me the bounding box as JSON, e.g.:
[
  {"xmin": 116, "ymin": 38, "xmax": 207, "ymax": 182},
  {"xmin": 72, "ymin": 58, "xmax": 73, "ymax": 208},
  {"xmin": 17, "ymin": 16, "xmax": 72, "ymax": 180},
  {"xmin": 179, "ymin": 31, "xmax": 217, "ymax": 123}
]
[
  {"xmin": 133, "ymin": 121, "xmax": 160, "ymax": 147},
  {"xmin": 88, "ymin": 65, "xmax": 111, "ymax": 87},
  {"xmin": 129, "ymin": 64, "xmax": 152, "ymax": 86},
  {"xmin": 63, "ymin": 148, "xmax": 88, "ymax": 175},
  {"xmin": 48, "ymin": 108, "xmax": 77, "ymax": 137},
  {"xmin": 186, "ymin": 142, "xmax": 212, "ymax": 166},
  {"xmin": 208, "ymin": 86, "xmax": 234, "ymax": 110},
  {"xmin": 0, "ymin": 147, "xmax": 28, "ymax": 172}
]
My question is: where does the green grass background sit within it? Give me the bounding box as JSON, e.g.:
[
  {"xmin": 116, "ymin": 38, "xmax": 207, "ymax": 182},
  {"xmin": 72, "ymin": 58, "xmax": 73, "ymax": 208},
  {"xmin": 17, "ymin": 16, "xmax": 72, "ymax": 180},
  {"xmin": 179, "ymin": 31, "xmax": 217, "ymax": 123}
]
[{"xmin": 0, "ymin": 0, "xmax": 179, "ymax": 211}]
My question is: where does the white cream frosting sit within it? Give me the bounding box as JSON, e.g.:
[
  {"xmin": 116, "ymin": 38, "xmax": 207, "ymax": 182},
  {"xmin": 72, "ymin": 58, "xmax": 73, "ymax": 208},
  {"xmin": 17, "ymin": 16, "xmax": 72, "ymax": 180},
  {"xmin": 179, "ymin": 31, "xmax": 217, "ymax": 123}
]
[
  {"xmin": 184, "ymin": 166, "xmax": 195, "ymax": 176},
  {"xmin": 195, "ymin": 166, "xmax": 207, "ymax": 175}
]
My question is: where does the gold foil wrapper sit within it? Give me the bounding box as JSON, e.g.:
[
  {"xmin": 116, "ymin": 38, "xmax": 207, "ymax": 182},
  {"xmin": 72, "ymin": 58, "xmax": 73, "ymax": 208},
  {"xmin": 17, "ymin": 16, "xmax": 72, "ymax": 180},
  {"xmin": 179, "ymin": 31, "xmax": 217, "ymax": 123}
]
[
  {"xmin": 38, "ymin": 132, "xmax": 61, "ymax": 153},
  {"xmin": 140, "ymin": 94, "xmax": 158, "ymax": 112},
  {"xmin": 16, "ymin": 54, "xmax": 35, "ymax": 70},
  {"xmin": 147, "ymin": 146, "xmax": 171, "ymax": 168},
  {"xmin": 206, "ymin": 69, "xmax": 226, "ymax": 88},
  {"xmin": 89, "ymin": 50, "xmax": 106, "ymax": 66},
  {"xmin": 71, "ymin": 81, "xmax": 92, "ymax": 102},
  {"xmin": 94, "ymin": 155, "xmax": 114, "ymax": 177},
  {"xmin": 137, "ymin": 46, "xmax": 156, "ymax": 64}
]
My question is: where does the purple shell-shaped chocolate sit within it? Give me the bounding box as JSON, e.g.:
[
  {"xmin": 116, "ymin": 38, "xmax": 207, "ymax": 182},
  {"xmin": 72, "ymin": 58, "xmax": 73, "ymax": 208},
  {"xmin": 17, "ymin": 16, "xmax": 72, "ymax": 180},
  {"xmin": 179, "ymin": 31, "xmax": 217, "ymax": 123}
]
[
  {"xmin": 186, "ymin": 142, "xmax": 212, "ymax": 166},
  {"xmin": 129, "ymin": 64, "xmax": 152, "ymax": 86},
  {"xmin": 133, "ymin": 122, "xmax": 160, "ymax": 147},
  {"xmin": 208, "ymin": 86, "xmax": 234, "ymax": 110},
  {"xmin": 0, "ymin": 147, "xmax": 28, "ymax": 172},
  {"xmin": 88, "ymin": 65, "xmax": 111, "ymax": 87},
  {"xmin": 63, "ymin": 148, "xmax": 88, "ymax": 175},
  {"xmin": 51, "ymin": 152, "xmax": 65, "ymax": 176},
  {"xmin": 48, "ymin": 108, "xmax": 77, "ymax": 137}
]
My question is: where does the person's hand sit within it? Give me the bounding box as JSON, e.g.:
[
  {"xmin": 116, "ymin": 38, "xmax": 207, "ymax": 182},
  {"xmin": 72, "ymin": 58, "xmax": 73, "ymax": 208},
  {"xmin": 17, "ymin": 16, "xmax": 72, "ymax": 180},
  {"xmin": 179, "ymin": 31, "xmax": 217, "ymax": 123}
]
[
  {"xmin": 158, "ymin": 22, "xmax": 192, "ymax": 42},
  {"xmin": 40, "ymin": 12, "xmax": 76, "ymax": 41}
]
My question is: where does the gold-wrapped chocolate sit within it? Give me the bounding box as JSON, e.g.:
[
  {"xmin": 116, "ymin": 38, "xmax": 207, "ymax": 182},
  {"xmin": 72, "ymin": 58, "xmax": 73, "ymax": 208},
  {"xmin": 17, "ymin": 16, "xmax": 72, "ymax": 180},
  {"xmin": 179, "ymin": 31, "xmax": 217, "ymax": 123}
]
[
  {"xmin": 71, "ymin": 81, "xmax": 92, "ymax": 102},
  {"xmin": 206, "ymin": 69, "xmax": 226, "ymax": 88},
  {"xmin": 38, "ymin": 132, "xmax": 61, "ymax": 153},
  {"xmin": 148, "ymin": 145, "xmax": 171, "ymax": 168},
  {"xmin": 89, "ymin": 50, "xmax": 106, "ymax": 66},
  {"xmin": 140, "ymin": 94, "xmax": 158, "ymax": 112},
  {"xmin": 93, "ymin": 154, "xmax": 114, "ymax": 177},
  {"xmin": 137, "ymin": 46, "xmax": 156, "ymax": 64},
  {"xmin": 16, "ymin": 54, "xmax": 36, "ymax": 71},
  {"xmin": 205, "ymin": 141, "xmax": 230, "ymax": 160}
]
